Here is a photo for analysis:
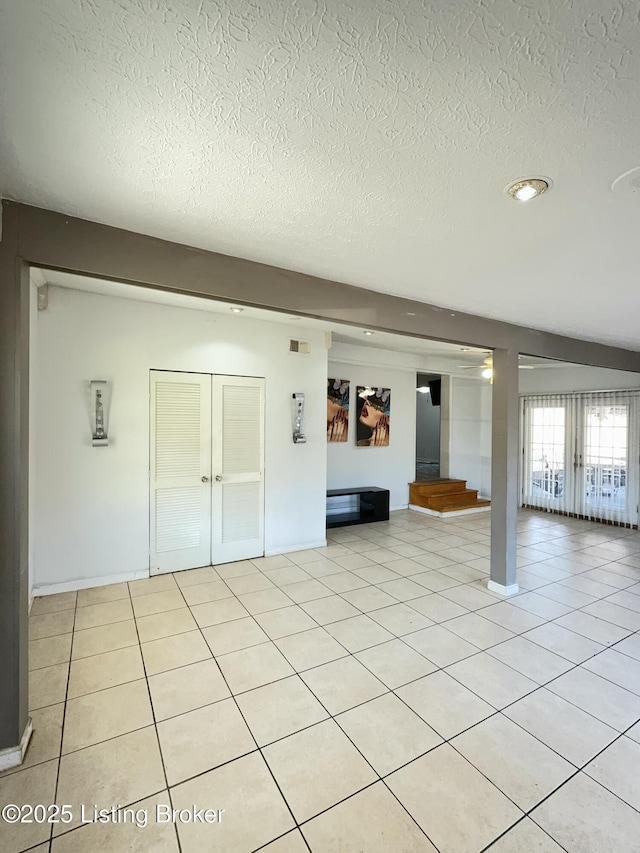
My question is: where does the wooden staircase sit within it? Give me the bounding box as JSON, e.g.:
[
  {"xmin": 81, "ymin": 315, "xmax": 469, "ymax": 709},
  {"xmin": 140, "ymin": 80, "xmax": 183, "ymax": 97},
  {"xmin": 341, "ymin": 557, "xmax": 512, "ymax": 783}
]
[{"xmin": 409, "ymin": 478, "xmax": 491, "ymax": 516}]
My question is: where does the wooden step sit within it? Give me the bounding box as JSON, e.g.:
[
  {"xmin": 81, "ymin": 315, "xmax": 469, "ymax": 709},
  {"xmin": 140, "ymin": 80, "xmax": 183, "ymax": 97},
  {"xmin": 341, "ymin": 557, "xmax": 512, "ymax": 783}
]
[
  {"xmin": 409, "ymin": 477, "xmax": 490, "ymax": 515},
  {"xmin": 421, "ymin": 489, "xmax": 480, "ymax": 511},
  {"xmin": 439, "ymin": 499, "xmax": 491, "ymax": 513},
  {"xmin": 409, "ymin": 479, "xmax": 467, "ymax": 497}
]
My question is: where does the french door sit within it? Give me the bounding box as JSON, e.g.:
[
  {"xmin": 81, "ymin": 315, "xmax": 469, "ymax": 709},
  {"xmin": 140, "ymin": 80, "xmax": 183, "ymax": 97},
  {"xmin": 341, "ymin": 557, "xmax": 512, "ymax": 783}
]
[
  {"xmin": 150, "ymin": 371, "xmax": 265, "ymax": 574},
  {"xmin": 522, "ymin": 393, "xmax": 639, "ymax": 526}
]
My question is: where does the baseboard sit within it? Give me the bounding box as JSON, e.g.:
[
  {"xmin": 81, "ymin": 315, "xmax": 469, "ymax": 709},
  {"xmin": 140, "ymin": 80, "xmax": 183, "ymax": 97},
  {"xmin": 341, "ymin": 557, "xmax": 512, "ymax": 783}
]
[
  {"xmin": 33, "ymin": 569, "xmax": 149, "ymax": 597},
  {"xmin": 264, "ymin": 540, "xmax": 327, "ymax": 557},
  {"xmin": 409, "ymin": 503, "xmax": 492, "ymax": 519},
  {"xmin": 390, "ymin": 504, "xmax": 409, "ymax": 512},
  {"xmin": 409, "ymin": 504, "xmax": 443, "ymax": 518},
  {"xmin": 0, "ymin": 717, "xmax": 33, "ymax": 772},
  {"xmin": 487, "ymin": 580, "xmax": 520, "ymax": 597}
]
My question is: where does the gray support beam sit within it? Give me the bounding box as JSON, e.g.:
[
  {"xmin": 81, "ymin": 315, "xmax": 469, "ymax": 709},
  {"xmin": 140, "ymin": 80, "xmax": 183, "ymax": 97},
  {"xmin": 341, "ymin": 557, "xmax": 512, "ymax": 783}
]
[
  {"xmin": 489, "ymin": 348, "xmax": 520, "ymax": 595},
  {"xmin": 9, "ymin": 201, "xmax": 640, "ymax": 372},
  {"xmin": 0, "ymin": 211, "xmax": 30, "ymax": 756}
]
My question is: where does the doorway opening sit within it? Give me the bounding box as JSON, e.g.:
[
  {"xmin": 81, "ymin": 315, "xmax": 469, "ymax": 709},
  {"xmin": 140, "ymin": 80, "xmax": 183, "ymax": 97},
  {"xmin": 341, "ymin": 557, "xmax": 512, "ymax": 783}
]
[{"xmin": 415, "ymin": 373, "xmax": 441, "ymax": 481}]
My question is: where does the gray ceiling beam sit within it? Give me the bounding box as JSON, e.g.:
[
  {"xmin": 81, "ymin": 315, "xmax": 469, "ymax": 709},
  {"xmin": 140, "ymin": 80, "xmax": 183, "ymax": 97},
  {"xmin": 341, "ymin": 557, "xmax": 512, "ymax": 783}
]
[{"xmin": 7, "ymin": 200, "xmax": 640, "ymax": 373}]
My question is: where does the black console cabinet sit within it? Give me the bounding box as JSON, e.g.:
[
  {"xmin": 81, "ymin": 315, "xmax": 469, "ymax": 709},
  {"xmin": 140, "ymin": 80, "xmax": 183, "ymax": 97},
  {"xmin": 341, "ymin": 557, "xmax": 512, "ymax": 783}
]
[{"xmin": 326, "ymin": 486, "xmax": 390, "ymax": 529}]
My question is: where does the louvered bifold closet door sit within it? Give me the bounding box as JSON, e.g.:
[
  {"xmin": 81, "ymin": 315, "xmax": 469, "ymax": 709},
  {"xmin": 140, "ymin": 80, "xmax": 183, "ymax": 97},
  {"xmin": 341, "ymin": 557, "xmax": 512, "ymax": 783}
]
[
  {"xmin": 211, "ymin": 376, "xmax": 265, "ymax": 564},
  {"xmin": 150, "ymin": 371, "xmax": 212, "ymax": 574}
]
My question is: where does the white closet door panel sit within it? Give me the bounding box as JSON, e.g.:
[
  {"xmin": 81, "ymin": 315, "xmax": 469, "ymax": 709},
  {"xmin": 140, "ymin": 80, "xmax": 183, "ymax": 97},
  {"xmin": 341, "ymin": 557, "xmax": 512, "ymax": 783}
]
[
  {"xmin": 154, "ymin": 382, "xmax": 203, "ymax": 478},
  {"xmin": 150, "ymin": 371, "xmax": 212, "ymax": 574},
  {"xmin": 155, "ymin": 487, "xmax": 202, "ymax": 552},
  {"xmin": 212, "ymin": 376, "xmax": 265, "ymax": 564},
  {"xmin": 222, "ymin": 384, "xmax": 262, "ymax": 474},
  {"xmin": 221, "ymin": 482, "xmax": 262, "ymax": 542}
]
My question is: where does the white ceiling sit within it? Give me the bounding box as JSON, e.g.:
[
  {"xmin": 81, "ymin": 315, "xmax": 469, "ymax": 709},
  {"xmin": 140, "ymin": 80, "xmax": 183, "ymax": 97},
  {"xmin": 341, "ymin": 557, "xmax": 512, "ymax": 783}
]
[{"xmin": 2, "ymin": 1, "xmax": 640, "ymax": 349}]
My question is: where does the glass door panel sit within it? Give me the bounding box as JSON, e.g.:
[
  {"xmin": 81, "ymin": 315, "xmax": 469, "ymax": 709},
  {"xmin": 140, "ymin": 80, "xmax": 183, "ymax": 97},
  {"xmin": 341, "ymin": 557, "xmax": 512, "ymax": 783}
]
[
  {"xmin": 580, "ymin": 403, "xmax": 629, "ymax": 521},
  {"xmin": 523, "ymin": 404, "xmax": 568, "ymax": 509}
]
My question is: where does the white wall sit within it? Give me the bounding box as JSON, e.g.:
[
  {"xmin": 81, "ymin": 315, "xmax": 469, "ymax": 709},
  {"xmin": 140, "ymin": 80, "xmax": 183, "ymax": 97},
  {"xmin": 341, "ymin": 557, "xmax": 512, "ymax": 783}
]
[
  {"xmin": 328, "ymin": 344, "xmax": 417, "ymax": 509},
  {"xmin": 33, "ymin": 287, "xmax": 328, "ymax": 589},
  {"xmin": 448, "ymin": 376, "xmax": 492, "ymax": 497},
  {"xmin": 519, "ymin": 365, "xmax": 640, "ymax": 395}
]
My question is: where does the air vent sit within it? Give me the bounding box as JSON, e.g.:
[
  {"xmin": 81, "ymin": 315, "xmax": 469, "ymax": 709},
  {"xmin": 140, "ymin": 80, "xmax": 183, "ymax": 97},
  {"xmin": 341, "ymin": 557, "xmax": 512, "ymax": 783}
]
[{"xmin": 289, "ymin": 339, "xmax": 310, "ymax": 355}]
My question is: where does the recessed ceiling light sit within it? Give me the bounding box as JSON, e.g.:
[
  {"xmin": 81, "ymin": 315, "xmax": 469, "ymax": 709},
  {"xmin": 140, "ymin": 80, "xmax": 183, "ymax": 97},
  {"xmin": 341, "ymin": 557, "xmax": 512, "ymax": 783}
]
[
  {"xmin": 406, "ymin": 312, "xmax": 416, "ymax": 317},
  {"xmin": 363, "ymin": 330, "xmax": 374, "ymax": 336},
  {"xmin": 230, "ymin": 307, "xmax": 244, "ymax": 313},
  {"xmin": 506, "ymin": 178, "xmax": 549, "ymax": 201},
  {"xmin": 416, "ymin": 386, "xmax": 430, "ymax": 394},
  {"xmin": 460, "ymin": 347, "xmax": 470, "ymax": 352}
]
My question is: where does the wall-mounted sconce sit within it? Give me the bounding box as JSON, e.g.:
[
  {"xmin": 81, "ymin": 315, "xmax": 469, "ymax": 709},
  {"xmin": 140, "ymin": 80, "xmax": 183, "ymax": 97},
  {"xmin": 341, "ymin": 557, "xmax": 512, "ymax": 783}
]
[
  {"xmin": 90, "ymin": 380, "xmax": 110, "ymax": 446},
  {"xmin": 292, "ymin": 393, "xmax": 306, "ymax": 444}
]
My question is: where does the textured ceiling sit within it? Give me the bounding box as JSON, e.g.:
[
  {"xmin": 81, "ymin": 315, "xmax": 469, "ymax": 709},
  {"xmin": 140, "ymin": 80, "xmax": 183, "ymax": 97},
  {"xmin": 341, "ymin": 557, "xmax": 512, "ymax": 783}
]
[{"xmin": 2, "ymin": 0, "xmax": 640, "ymax": 348}]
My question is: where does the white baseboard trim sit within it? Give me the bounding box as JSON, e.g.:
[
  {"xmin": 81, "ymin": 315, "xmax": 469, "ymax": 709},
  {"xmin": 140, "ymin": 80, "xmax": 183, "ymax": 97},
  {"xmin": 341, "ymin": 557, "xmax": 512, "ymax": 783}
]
[
  {"xmin": 33, "ymin": 570, "xmax": 149, "ymax": 597},
  {"xmin": 487, "ymin": 580, "xmax": 520, "ymax": 597},
  {"xmin": 0, "ymin": 717, "xmax": 33, "ymax": 772},
  {"xmin": 390, "ymin": 504, "xmax": 409, "ymax": 512},
  {"xmin": 264, "ymin": 540, "xmax": 327, "ymax": 557},
  {"xmin": 409, "ymin": 503, "xmax": 492, "ymax": 519},
  {"xmin": 408, "ymin": 504, "xmax": 438, "ymax": 517}
]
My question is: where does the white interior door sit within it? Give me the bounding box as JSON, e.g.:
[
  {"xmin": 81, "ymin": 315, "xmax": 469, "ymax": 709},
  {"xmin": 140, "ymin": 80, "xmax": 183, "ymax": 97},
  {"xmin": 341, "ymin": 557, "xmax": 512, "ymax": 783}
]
[
  {"xmin": 211, "ymin": 375, "xmax": 265, "ymax": 564},
  {"xmin": 150, "ymin": 371, "xmax": 212, "ymax": 574}
]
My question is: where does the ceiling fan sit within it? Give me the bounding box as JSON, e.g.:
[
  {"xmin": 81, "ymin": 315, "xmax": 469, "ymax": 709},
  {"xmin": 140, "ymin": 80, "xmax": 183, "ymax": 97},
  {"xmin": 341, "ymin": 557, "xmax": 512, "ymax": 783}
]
[
  {"xmin": 457, "ymin": 354, "xmax": 493, "ymax": 376},
  {"xmin": 457, "ymin": 353, "xmax": 537, "ymax": 378}
]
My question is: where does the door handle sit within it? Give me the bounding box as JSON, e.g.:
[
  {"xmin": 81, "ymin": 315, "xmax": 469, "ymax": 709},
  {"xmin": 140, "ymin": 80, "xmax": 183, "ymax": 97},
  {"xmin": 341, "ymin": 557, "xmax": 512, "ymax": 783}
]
[
  {"xmin": 201, "ymin": 476, "xmax": 209, "ymax": 482},
  {"xmin": 215, "ymin": 475, "xmax": 223, "ymax": 482}
]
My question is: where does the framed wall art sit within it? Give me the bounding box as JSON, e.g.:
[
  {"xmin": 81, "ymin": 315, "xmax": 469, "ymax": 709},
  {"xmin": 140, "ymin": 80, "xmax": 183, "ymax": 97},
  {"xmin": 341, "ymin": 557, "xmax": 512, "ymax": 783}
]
[
  {"xmin": 356, "ymin": 386, "xmax": 390, "ymax": 446},
  {"xmin": 327, "ymin": 378, "xmax": 349, "ymax": 442}
]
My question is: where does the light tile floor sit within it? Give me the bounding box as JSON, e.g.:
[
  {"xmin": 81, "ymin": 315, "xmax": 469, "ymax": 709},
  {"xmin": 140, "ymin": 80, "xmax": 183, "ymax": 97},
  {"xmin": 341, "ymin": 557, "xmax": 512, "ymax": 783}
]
[{"xmin": 4, "ymin": 509, "xmax": 640, "ymax": 851}]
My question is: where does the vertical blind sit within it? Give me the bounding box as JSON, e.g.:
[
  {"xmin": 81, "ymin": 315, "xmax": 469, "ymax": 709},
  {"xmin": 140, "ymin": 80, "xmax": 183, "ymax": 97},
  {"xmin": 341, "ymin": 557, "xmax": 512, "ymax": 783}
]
[{"xmin": 521, "ymin": 390, "xmax": 640, "ymax": 526}]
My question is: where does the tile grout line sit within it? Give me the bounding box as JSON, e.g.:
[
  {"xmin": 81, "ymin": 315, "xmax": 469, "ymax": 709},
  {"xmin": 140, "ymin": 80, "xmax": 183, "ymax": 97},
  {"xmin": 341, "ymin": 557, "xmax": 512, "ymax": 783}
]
[
  {"xmin": 182, "ymin": 553, "xmax": 448, "ymax": 850},
  {"xmin": 126, "ymin": 579, "xmax": 184, "ymax": 853},
  {"xmin": 478, "ymin": 813, "xmax": 571, "ymax": 853},
  {"xmin": 479, "ymin": 704, "xmax": 640, "ymax": 851},
  {"xmin": 203, "ymin": 552, "xmax": 563, "ymax": 849},
  {"xmin": 176, "ymin": 578, "xmax": 313, "ymax": 852},
  {"xmin": 47, "ymin": 589, "xmax": 78, "ymax": 853},
  {"xmin": 246, "ymin": 540, "xmax": 586, "ymax": 848}
]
